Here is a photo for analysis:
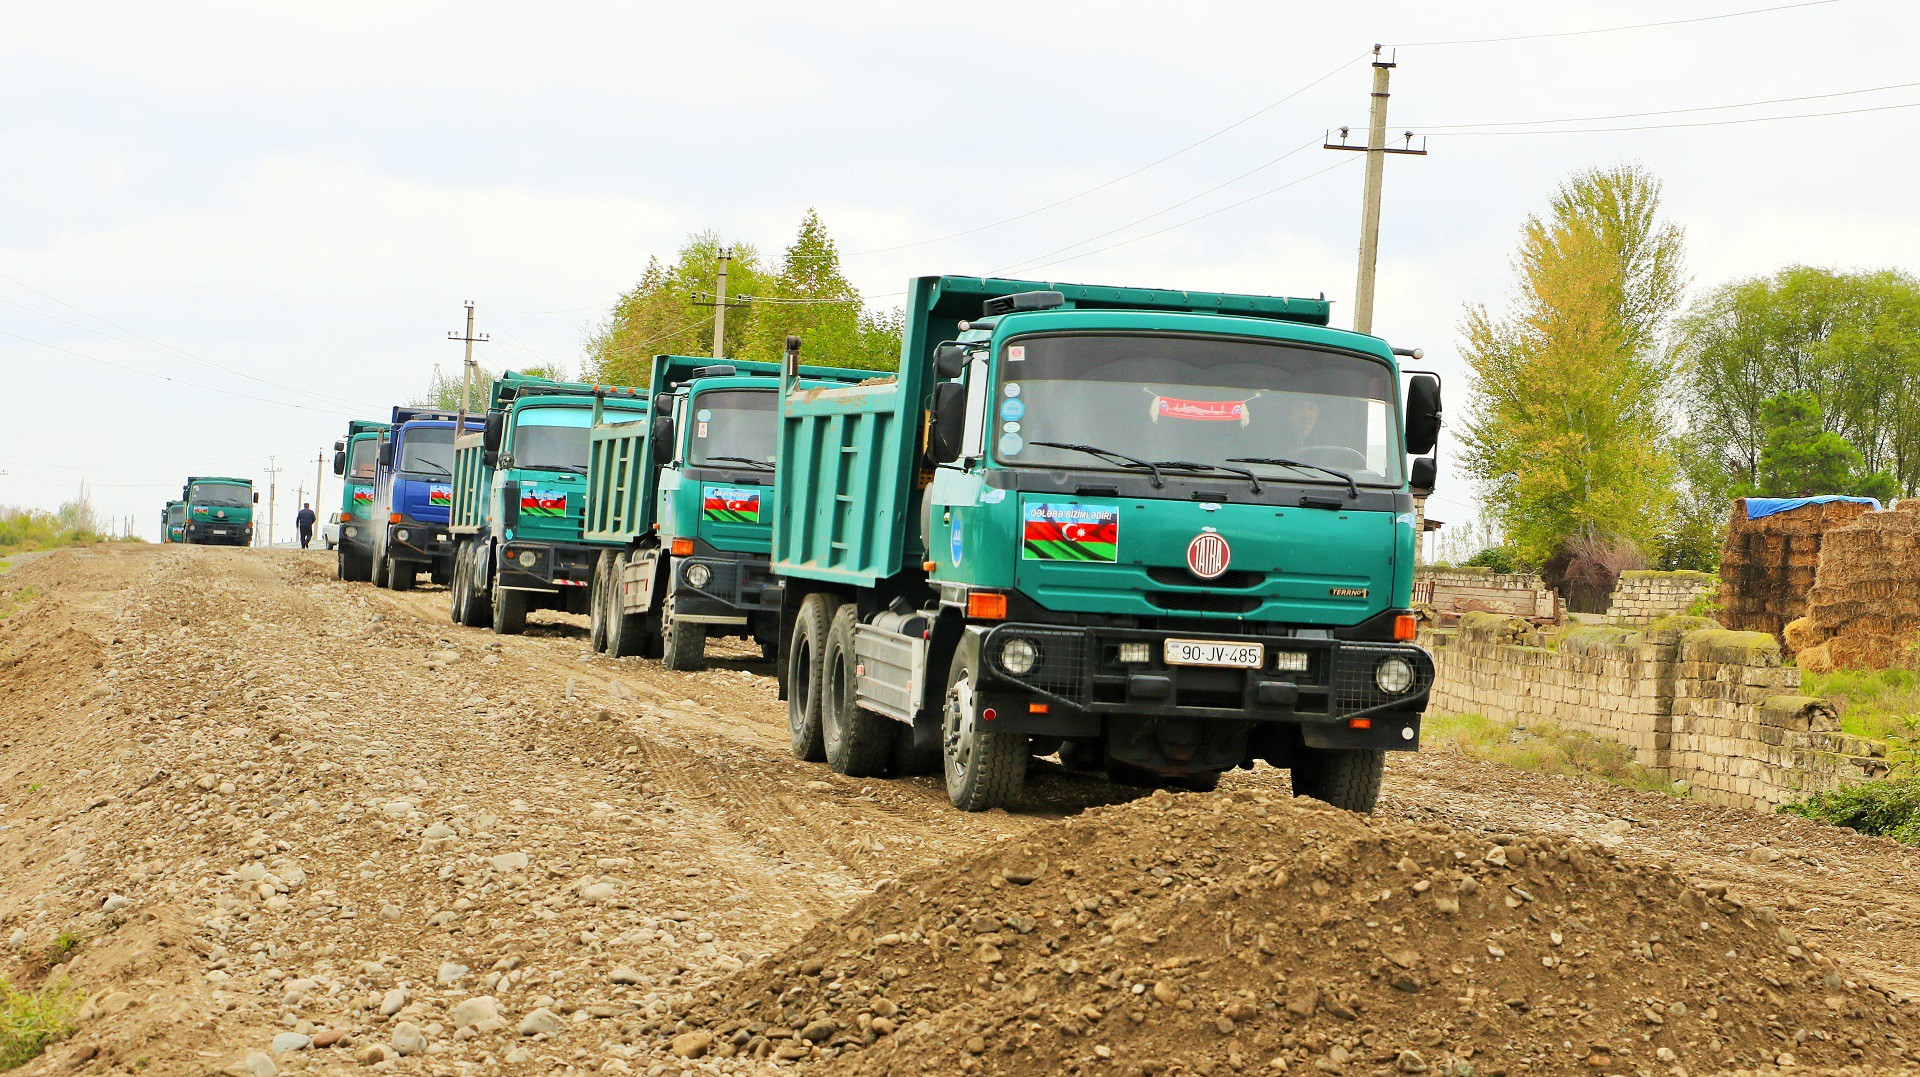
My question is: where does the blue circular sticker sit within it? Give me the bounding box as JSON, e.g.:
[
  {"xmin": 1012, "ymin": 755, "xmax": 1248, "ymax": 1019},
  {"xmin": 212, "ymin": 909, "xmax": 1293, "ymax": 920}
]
[
  {"xmin": 999, "ymin": 398, "xmax": 1026, "ymax": 422},
  {"xmin": 949, "ymin": 518, "xmax": 964, "ymax": 566},
  {"xmin": 1003, "ymin": 382, "xmax": 1022, "ymax": 398},
  {"xmin": 696, "ymin": 409, "xmax": 712, "ymax": 422},
  {"xmin": 998, "ymin": 432, "xmax": 1025, "ymax": 456}
]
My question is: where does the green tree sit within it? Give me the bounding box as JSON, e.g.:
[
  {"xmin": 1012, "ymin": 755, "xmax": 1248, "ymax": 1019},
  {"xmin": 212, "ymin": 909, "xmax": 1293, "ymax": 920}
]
[
  {"xmin": 584, "ymin": 234, "xmax": 774, "ymax": 387},
  {"xmin": 1750, "ymin": 390, "xmax": 1898, "ymax": 501},
  {"xmin": 410, "ymin": 361, "xmax": 567, "ymax": 411},
  {"xmin": 1458, "ymin": 164, "xmax": 1688, "ymax": 565},
  {"xmin": 1675, "ymin": 266, "xmax": 1920, "ymax": 496},
  {"xmin": 738, "ymin": 209, "xmax": 900, "ymax": 371}
]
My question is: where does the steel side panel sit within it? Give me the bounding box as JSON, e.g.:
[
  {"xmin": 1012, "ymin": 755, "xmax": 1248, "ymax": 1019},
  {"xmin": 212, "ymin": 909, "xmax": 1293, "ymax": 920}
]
[{"xmin": 853, "ymin": 622, "xmax": 924, "ymax": 723}]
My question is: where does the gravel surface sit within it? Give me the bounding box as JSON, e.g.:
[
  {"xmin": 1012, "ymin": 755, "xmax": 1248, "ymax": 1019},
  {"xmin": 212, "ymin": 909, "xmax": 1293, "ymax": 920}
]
[{"xmin": 2, "ymin": 544, "xmax": 1918, "ymax": 1075}]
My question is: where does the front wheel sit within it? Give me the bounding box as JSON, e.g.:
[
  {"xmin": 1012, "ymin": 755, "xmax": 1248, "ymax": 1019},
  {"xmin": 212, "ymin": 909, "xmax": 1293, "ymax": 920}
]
[
  {"xmin": 589, "ymin": 552, "xmax": 614, "ymax": 654},
  {"xmin": 491, "ymin": 571, "xmax": 527, "ymax": 635},
  {"xmin": 660, "ymin": 586, "xmax": 707, "ymax": 672},
  {"xmin": 340, "ymin": 547, "xmax": 371, "ymax": 583},
  {"xmin": 786, "ymin": 592, "xmax": 839, "ymax": 762},
  {"xmin": 1290, "ymin": 747, "xmax": 1385, "ymax": 814},
  {"xmin": 942, "ymin": 634, "xmax": 1027, "ymax": 812},
  {"xmin": 822, "ymin": 604, "xmax": 895, "ymax": 777},
  {"xmin": 387, "ymin": 555, "xmax": 414, "ymax": 591},
  {"xmin": 370, "ymin": 545, "xmax": 389, "ymax": 587}
]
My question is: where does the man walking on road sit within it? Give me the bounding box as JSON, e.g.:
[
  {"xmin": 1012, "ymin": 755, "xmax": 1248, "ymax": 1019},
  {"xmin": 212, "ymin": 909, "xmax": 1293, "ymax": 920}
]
[{"xmin": 295, "ymin": 503, "xmax": 317, "ymax": 549}]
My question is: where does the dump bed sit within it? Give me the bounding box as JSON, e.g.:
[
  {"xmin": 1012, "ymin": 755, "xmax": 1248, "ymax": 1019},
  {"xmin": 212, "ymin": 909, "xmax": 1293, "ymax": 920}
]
[{"xmin": 451, "ymin": 434, "xmax": 487, "ymax": 533}]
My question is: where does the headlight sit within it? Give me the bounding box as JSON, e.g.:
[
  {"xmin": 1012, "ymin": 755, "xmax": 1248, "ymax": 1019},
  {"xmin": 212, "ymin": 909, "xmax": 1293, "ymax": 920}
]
[
  {"xmin": 1000, "ymin": 637, "xmax": 1039, "ymax": 676},
  {"xmin": 344, "ymin": 526, "xmax": 358, "ymax": 538},
  {"xmin": 396, "ymin": 528, "xmax": 411, "ymax": 542},
  {"xmin": 684, "ymin": 562, "xmax": 712, "ymax": 589},
  {"xmin": 1375, "ymin": 656, "xmax": 1415, "ymax": 695},
  {"xmin": 1116, "ymin": 642, "xmax": 1151, "ymax": 665},
  {"xmin": 517, "ymin": 550, "xmax": 538, "ymax": 568}
]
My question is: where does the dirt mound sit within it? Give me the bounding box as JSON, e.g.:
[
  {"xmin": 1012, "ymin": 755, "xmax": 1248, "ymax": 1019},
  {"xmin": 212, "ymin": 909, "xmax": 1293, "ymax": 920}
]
[
  {"xmin": 1792, "ymin": 500, "xmax": 1920, "ymax": 673},
  {"xmin": 672, "ymin": 788, "xmax": 1917, "ymax": 1074}
]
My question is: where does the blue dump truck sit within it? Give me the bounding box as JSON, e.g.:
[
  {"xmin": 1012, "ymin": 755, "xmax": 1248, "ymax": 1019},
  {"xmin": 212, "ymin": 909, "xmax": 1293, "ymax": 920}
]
[
  {"xmin": 332, "ymin": 419, "xmax": 391, "ymax": 581},
  {"xmin": 447, "ymin": 372, "xmax": 650, "ymax": 634},
  {"xmin": 181, "ymin": 476, "xmax": 257, "ymax": 546},
  {"xmin": 773, "ymin": 276, "xmax": 1441, "ymax": 811},
  {"xmin": 370, "ymin": 407, "xmax": 481, "ymax": 591},
  {"xmin": 583, "ymin": 353, "xmax": 868, "ymax": 669}
]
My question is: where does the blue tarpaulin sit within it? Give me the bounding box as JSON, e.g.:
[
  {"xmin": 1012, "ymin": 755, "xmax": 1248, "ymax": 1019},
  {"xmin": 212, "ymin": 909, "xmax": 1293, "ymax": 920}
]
[{"xmin": 1744, "ymin": 495, "xmax": 1882, "ymax": 520}]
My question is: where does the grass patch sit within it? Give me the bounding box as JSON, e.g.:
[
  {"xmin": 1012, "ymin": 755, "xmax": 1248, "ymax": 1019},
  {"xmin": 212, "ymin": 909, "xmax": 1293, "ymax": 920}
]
[
  {"xmin": 42, "ymin": 933, "xmax": 78, "ymax": 968},
  {"xmin": 1803, "ymin": 668, "xmax": 1920, "ymax": 742},
  {"xmin": 1425, "ymin": 712, "xmax": 1680, "ymax": 793},
  {"xmin": 0, "ymin": 975, "xmax": 82, "ymax": 1070},
  {"xmin": 1782, "ymin": 780, "xmax": 1920, "ymax": 844}
]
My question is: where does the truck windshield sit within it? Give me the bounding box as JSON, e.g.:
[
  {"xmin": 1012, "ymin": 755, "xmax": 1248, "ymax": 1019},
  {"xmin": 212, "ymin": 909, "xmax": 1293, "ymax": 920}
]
[
  {"xmin": 514, "ymin": 405, "xmax": 645, "ymax": 473},
  {"xmin": 190, "ymin": 483, "xmax": 251, "ymax": 506},
  {"xmin": 167, "ymin": 505, "xmax": 186, "ymax": 525},
  {"xmin": 992, "ymin": 333, "xmax": 1403, "ymax": 487},
  {"xmin": 347, "ymin": 440, "xmax": 378, "ymax": 480},
  {"xmin": 687, "ymin": 389, "xmax": 775, "ymax": 468},
  {"xmin": 397, "ymin": 426, "xmax": 454, "ymax": 476}
]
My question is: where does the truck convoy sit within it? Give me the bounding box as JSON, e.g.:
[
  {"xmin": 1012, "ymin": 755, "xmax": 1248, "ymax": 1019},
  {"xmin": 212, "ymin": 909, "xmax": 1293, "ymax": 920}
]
[
  {"xmin": 180, "ymin": 476, "xmax": 257, "ymax": 546},
  {"xmin": 183, "ymin": 272, "xmax": 1441, "ymax": 819},
  {"xmin": 772, "ymin": 276, "xmax": 1440, "ymax": 812},
  {"xmin": 331, "ymin": 419, "xmax": 390, "ymax": 580},
  {"xmin": 584, "ymin": 354, "xmax": 869, "ymax": 670},
  {"xmin": 447, "ymin": 372, "xmax": 650, "ymax": 634},
  {"xmin": 161, "ymin": 500, "xmax": 187, "ymax": 543},
  {"xmin": 369, "ymin": 408, "xmax": 481, "ymax": 591}
]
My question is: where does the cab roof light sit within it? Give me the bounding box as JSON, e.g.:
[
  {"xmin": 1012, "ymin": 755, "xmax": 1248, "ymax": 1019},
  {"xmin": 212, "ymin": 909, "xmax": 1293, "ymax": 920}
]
[
  {"xmin": 966, "ymin": 591, "xmax": 1008, "ymax": 621},
  {"xmin": 982, "ymin": 290, "xmax": 1066, "ymax": 316}
]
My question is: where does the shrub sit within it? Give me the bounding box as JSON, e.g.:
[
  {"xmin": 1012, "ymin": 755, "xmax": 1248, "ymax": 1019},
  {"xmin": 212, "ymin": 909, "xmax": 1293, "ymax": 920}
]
[
  {"xmin": 1781, "ymin": 781, "xmax": 1920, "ymax": 844},
  {"xmin": 0, "ymin": 975, "xmax": 82, "ymax": 1070}
]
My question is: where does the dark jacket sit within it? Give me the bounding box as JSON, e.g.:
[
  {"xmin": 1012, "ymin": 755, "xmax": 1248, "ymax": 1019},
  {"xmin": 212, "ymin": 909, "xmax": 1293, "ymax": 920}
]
[{"xmin": 295, "ymin": 508, "xmax": 318, "ymax": 532}]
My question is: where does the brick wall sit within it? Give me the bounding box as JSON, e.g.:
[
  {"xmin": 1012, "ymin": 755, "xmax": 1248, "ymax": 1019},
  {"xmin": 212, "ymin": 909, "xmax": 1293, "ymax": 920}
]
[
  {"xmin": 1606, "ymin": 571, "xmax": 1715, "ymax": 625},
  {"xmin": 1424, "ymin": 613, "xmax": 1884, "ymax": 810}
]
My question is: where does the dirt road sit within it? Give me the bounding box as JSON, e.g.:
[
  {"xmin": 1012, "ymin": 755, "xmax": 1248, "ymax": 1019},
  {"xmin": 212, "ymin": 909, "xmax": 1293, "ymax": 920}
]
[{"xmin": 3, "ymin": 544, "xmax": 1919, "ymax": 1074}]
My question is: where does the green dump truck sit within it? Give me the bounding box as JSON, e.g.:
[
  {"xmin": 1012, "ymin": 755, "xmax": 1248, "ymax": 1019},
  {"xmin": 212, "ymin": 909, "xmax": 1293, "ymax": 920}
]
[
  {"xmin": 161, "ymin": 500, "xmax": 187, "ymax": 543},
  {"xmin": 773, "ymin": 275, "xmax": 1442, "ymax": 811},
  {"xmin": 446, "ymin": 372, "xmax": 649, "ymax": 634},
  {"xmin": 583, "ymin": 353, "xmax": 870, "ymax": 670},
  {"xmin": 332, "ymin": 418, "xmax": 391, "ymax": 580},
  {"xmin": 181, "ymin": 476, "xmax": 257, "ymax": 546}
]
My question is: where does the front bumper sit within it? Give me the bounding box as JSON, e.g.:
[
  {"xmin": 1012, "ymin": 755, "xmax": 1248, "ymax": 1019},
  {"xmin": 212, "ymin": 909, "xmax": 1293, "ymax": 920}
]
[
  {"xmin": 974, "ymin": 622, "xmax": 1432, "ymax": 745},
  {"xmin": 673, "ymin": 550, "xmax": 781, "ymax": 625},
  {"xmin": 386, "ymin": 521, "xmax": 454, "ymax": 563},
  {"xmin": 498, "ymin": 540, "xmax": 597, "ymax": 592},
  {"xmin": 187, "ymin": 521, "xmax": 251, "ymax": 543}
]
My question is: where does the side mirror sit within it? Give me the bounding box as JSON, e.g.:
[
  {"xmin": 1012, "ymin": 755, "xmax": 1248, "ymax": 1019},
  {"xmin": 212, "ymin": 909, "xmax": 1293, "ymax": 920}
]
[
  {"xmin": 502, "ymin": 479, "xmax": 521, "ymax": 528},
  {"xmin": 332, "ymin": 451, "xmax": 345, "ymax": 476},
  {"xmin": 783, "ymin": 335, "xmax": 802, "ymax": 379},
  {"xmin": 928, "ymin": 381, "xmax": 967, "ymax": 464},
  {"xmin": 252, "ymin": 493, "xmax": 260, "ymax": 504},
  {"xmin": 333, "ymin": 440, "xmax": 345, "ymax": 452},
  {"xmin": 483, "ymin": 412, "xmax": 505, "ymax": 453},
  {"xmin": 1405, "ymin": 375, "xmax": 1442, "ymax": 455},
  {"xmin": 651, "ymin": 413, "xmax": 676, "ymax": 464},
  {"xmin": 1410, "ymin": 457, "xmax": 1437, "ymax": 496},
  {"xmin": 378, "ymin": 442, "xmax": 395, "ymax": 468},
  {"xmin": 933, "ymin": 342, "xmax": 969, "ymax": 379}
]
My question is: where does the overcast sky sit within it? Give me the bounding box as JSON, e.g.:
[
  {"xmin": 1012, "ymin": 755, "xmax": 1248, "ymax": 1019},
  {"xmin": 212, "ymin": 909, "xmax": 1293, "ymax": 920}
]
[{"xmin": 4, "ymin": 0, "xmax": 1915, "ymax": 542}]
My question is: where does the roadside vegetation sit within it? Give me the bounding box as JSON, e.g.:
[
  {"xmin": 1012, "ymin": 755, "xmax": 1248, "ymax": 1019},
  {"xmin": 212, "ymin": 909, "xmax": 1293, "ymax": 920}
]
[
  {"xmin": 1804, "ymin": 667, "xmax": 1920, "ymax": 741},
  {"xmin": 1424, "ymin": 712, "xmax": 1681, "ymax": 794},
  {"xmin": 1782, "ymin": 669, "xmax": 1920, "ymax": 842},
  {"xmin": 0, "ymin": 975, "xmax": 81, "ymax": 1071},
  {"xmin": 0, "ymin": 495, "xmax": 114, "ymax": 557},
  {"xmin": 1783, "ymin": 782, "xmax": 1920, "ymax": 844}
]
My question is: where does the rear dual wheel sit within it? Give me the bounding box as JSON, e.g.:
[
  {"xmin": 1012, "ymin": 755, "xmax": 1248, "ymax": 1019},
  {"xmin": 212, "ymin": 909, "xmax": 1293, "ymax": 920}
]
[
  {"xmin": 786, "ymin": 593, "xmax": 837, "ymax": 762},
  {"xmin": 821, "ymin": 604, "xmax": 894, "ymax": 777}
]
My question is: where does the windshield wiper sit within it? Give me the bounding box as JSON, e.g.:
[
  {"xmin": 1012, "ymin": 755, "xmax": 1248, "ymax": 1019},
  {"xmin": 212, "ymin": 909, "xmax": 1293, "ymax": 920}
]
[
  {"xmin": 406, "ymin": 459, "xmax": 452, "ymax": 477},
  {"xmin": 1226, "ymin": 457, "xmax": 1358, "ymax": 499},
  {"xmin": 703, "ymin": 455, "xmax": 775, "ymax": 472},
  {"xmin": 528, "ymin": 463, "xmax": 589, "ymax": 475},
  {"xmin": 1030, "ymin": 442, "xmax": 1166, "ymax": 488},
  {"xmin": 1151, "ymin": 460, "xmax": 1263, "ymax": 494}
]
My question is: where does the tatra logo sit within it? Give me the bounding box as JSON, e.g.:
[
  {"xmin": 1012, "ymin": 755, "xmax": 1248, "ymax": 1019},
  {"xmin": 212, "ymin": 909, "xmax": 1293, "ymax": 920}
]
[
  {"xmin": 1329, "ymin": 586, "xmax": 1369, "ymax": 597},
  {"xmin": 1186, "ymin": 531, "xmax": 1231, "ymax": 579}
]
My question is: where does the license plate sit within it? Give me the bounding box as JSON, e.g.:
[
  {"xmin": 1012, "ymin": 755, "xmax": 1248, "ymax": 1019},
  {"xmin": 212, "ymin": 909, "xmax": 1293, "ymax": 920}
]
[{"xmin": 1164, "ymin": 639, "xmax": 1264, "ymax": 668}]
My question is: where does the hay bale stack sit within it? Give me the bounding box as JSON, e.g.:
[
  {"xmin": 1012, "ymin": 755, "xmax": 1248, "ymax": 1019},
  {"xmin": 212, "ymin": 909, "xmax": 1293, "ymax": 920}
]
[
  {"xmin": 1795, "ymin": 499, "xmax": 1920, "ymax": 673},
  {"xmin": 1717, "ymin": 497, "xmax": 1875, "ymax": 646}
]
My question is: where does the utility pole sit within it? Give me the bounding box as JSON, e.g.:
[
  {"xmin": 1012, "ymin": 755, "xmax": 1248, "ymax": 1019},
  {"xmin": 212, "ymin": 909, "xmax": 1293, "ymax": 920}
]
[
  {"xmin": 1325, "ymin": 45, "xmax": 1427, "ymax": 336},
  {"xmin": 314, "ymin": 452, "xmax": 325, "ymax": 518},
  {"xmin": 448, "ymin": 300, "xmax": 489, "ymax": 417},
  {"xmin": 263, "ymin": 456, "xmax": 282, "ymax": 548},
  {"xmin": 692, "ymin": 247, "xmax": 748, "ymax": 361}
]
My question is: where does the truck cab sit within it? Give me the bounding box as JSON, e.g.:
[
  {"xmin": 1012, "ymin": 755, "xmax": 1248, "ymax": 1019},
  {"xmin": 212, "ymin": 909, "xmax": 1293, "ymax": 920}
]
[
  {"xmin": 370, "ymin": 408, "xmax": 479, "ymax": 591},
  {"xmin": 331, "ymin": 418, "xmax": 390, "ymax": 581},
  {"xmin": 585, "ymin": 354, "xmax": 868, "ymax": 669},
  {"xmin": 774, "ymin": 276, "xmax": 1442, "ymax": 812},
  {"xmin": 447, "ymin": 372, "xmax": 649, "ymax": 634},
  {"xmin": 181, "ymin": 476, "xmax": 257, "ymax": 546},
  {"xmin": 162, "ymin": 500, "xmax": 186, "ymax": 543}
]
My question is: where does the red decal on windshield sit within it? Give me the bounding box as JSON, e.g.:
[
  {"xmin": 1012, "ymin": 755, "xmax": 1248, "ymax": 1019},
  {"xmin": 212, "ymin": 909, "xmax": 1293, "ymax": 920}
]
[{"xmin": 1150, "ymin": 396, "xmax": 1252, "ymax": 425}]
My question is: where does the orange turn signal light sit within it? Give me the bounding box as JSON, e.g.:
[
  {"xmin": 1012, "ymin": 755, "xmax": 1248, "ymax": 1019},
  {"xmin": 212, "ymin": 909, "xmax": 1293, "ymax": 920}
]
[
  {"xmin": 1028, "ymin": 703, "xmax": 1049, "ymax": 714},
  {"xmin": 923, "ymin": 560, "xmax": 938, "ymax": 573},
  {"xmin": 670, "ymin": 538, "xmax": 695, "ymax": 557},
  {"xmin": 1394, "ymin": 614, "xmax": 1418, "ymax": 641},
  {"xmin": 1348, "ymin": 717, "xmax": 1372, "ymax": 730},
  {"xmin": 389, "ymin": 512, "xmax": 403, "ymax": 523},
  {"xmin": 966, "ymin": 591, "xmax": 1007, "ymax": 621}
]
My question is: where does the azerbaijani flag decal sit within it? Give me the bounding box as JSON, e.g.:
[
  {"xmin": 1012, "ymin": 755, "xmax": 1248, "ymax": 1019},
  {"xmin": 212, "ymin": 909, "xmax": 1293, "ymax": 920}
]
[
  {"xmin": 703, "ymin": 485, "xmax": 762, "ymax": 524},
  {"xmin": 351, "ymin": 486, "xmax": 373, "ymax": 504},
  {"xmin": 1022, "ymin": 503, "xmax": 1119, "ymax": 563},
  {"xmin": 428, "ymin": 484, "xmax": 452, "ymax": 507},
  {"xmin": 520, "ymin": 489, "xmax": 568, "ymax": 518}
]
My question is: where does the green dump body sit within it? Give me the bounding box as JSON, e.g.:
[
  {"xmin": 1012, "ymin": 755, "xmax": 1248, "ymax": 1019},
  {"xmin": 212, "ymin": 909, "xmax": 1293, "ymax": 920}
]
[
  {"xmin": 181, "ymin": 476, "xmax": 256, "ymax": 546},
  {"xmin": 770, "ymin": 275, "xmax": 1439, "ymax": 807}
]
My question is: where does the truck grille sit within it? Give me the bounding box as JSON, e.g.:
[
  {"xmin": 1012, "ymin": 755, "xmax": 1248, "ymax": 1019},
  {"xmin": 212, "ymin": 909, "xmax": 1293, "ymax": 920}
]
[
  {"xmin": 989, "ymin": 628, "xmax": 1089, "ymax": 706},
  {"xmin": 1332, "ymin": 644, "xmax": 1434, "ymax": 718}
]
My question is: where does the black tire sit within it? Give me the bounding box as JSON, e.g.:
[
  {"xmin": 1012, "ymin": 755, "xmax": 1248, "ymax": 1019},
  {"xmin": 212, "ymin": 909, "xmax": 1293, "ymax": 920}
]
[
  {"xmin": 340, "ymin": 547, "xmax": 372, "ymax": 583},
  {"xmin": 786, "ymin": 592, "xmax": 839, "ymax": 762},
  {"xmin": 370, "ymin": 545, "xmax": 389, "ymax": 587},
  {"xmin": 660, "ymin": 585, "xmax": 707, "ymax": 672},
  {"xmin": 941, "ymin": 633, "xmax": 1027, "ymax": 811},
  {"xmin": 821, "ymin": 604, "xmax": 896, "ymax": 777},
  {"xmin": 449, "ymin": 546, "xmax": 467, "ymax": 624},
  {"xmin": 387, "ymin": 556, "xmax": 414, "ymax": 591},
  {"xmin": 1290, "ymin": 747, "xmax": 1385, "ymax": 814},
  {"xmin": 606, "ymin": 553, "xmax": 650, "ymax": 658},
  {"xmin": 458, "ymin": 544, "xmax": 490, "ymax": 628},
  {"xmin": 589, "ymin": 552, "xmax": 614, "ymax": 654},
  {"xmin": 491, "ymin": 570, "xmax": 527, "ymax": 636}
]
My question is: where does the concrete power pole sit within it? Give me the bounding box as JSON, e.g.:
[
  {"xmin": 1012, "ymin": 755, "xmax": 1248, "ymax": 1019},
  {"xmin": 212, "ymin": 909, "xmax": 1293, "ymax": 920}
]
[
  {"xmin": 693, "ymin": 248, "xmax": 748, "ymax": 361},
  {"xmin": 314, "ymin": 452, "xmax": 325, "ymax": 517},
  {"xmin": 263, "ymin": 456, "xmax": 282, "ymax": 548},
  {"xmin": 1325, "ymin": 46, "xmax": 1427, "ymax": 336},
  {"xmin": 449, "ymin": 300, "xmax": 489, "ymax": 417}
]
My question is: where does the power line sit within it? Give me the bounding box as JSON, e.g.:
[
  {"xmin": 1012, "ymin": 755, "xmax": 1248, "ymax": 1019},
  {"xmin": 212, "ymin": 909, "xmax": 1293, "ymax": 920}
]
[
  {"xmin": 1432, "ymin": 97, "xmax": 1920, "ymax": 136},
  {"xmin": 0, "ymin": 328, "xmax": 359, "ymax": 417},
  {"xmin": 1390, "ymin": 0, "xmax": 1842, "ymax": 48},
  {"xmin": 846, "ymin": 52, "xmax": 1367, "ymax": 257},
  {"xmin": 1408, "ymin": 79, "xmax": 1920, "ymax": 130}
]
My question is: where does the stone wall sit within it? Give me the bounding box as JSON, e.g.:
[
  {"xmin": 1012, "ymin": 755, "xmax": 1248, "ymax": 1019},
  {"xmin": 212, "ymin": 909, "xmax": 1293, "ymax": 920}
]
[
  {"xmin": 1424, "ymin": 613, "xmax": 1885, "ymax": 810},
  {"xmin": 1606, "ymin": 571, "xmax": 1715, "ymax": 625},
  {"xmin": 1414, "ymin": 569, "xmax": 1560, "ymax": 623}
]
